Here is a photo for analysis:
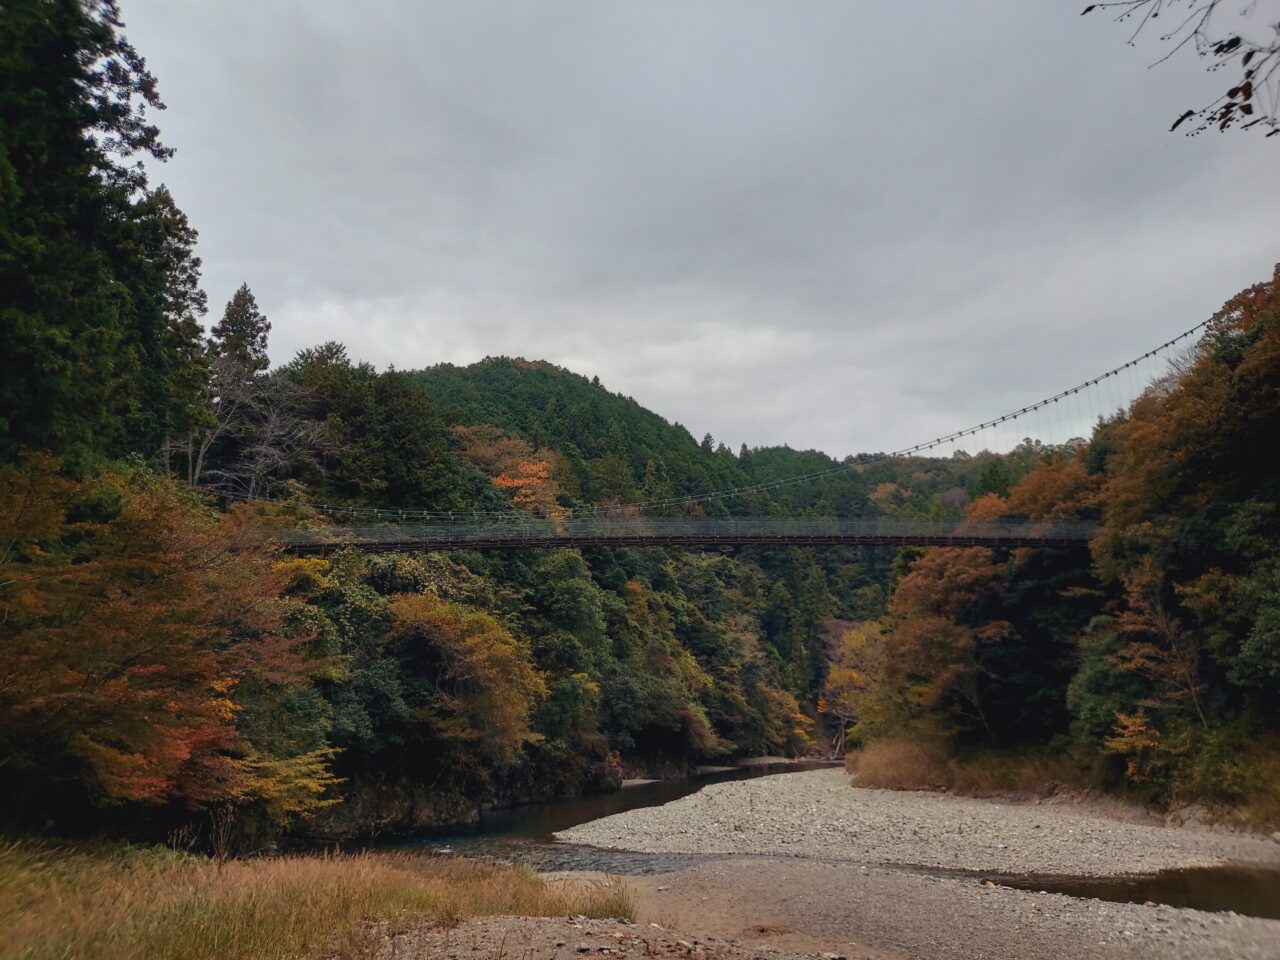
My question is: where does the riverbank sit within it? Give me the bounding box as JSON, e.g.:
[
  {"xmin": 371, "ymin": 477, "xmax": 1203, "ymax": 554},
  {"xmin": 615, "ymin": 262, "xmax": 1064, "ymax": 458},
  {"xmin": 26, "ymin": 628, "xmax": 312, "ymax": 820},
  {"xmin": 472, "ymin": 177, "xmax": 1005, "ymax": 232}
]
[
  {"xmin": 315, "ymin": 756, "xmax": 829, "ymax": 839},
  {"xmin": 557, "ymin": 768, "xmax": 1280, "ymax": 877},
  {"xmin": 547, "ymin": 767, "xmax": 1280, "ymax": 960},
  {"xmin": 619, "ymin": 858, "xmax": 1280, "ymax": 960},
  {"xmin": 388, "ymin": 914, "xmax": 861, "ymax": 959}
]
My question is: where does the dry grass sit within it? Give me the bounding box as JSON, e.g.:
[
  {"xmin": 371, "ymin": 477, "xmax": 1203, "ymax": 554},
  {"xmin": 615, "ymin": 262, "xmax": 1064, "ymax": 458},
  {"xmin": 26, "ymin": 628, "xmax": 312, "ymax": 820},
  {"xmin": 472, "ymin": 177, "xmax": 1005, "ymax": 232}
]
[
  {"xmin": 1225, "ymin": 751, "xmax": 1280, "ymax": 830},
  {"xmin": 846, "ymin": 739, "xmax": 952, "ymax": 790},
  {"xmin": 847, "ymin": 739, "xmax": 1280, "ymax": 829},
  {"xmin": 846, "ymin": 739, "xmax": 1097, "ymax": 796},
  {"xmin": 0, "ymin": 839, "xmax": 631, "ymax": 960}
]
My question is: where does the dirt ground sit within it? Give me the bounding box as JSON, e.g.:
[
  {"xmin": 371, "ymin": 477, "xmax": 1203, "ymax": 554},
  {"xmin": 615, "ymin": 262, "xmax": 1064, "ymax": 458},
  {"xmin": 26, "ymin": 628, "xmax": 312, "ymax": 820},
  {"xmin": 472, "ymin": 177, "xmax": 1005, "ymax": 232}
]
[{"xmin": 386, "ymin": 913, "xmax": 870, "ymax": 959}]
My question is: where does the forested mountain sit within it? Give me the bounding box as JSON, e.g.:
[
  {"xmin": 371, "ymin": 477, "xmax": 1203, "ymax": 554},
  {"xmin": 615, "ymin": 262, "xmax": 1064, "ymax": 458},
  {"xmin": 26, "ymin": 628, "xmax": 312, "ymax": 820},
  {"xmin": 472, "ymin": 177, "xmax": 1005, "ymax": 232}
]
[
  {"xmin": 413, "ymin": 358, "xmax": 748, "ymax": 509},
  {"xmin": 412, "ymin": 356, "xmax": 1031, "ymax": 520},
  {"xmin": 0, "ymin": 291, "xmax": 1075, "ymax": 838}
]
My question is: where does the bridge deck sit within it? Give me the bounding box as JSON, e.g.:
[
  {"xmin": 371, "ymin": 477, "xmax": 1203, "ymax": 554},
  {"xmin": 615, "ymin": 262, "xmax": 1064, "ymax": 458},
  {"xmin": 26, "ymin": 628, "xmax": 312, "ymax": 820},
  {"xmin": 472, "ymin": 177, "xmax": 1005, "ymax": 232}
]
[{"xmin": 277, "ymin": 518, "xmax": 1094, "ymax": 553}]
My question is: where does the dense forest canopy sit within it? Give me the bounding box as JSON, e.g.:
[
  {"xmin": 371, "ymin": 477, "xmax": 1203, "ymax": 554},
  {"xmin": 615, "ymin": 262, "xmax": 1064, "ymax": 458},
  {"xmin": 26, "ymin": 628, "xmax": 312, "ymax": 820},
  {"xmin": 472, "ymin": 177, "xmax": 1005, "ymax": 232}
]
[{"xmin": 2, "ymin": 0, "xmax": 1278, "ymax": 842}]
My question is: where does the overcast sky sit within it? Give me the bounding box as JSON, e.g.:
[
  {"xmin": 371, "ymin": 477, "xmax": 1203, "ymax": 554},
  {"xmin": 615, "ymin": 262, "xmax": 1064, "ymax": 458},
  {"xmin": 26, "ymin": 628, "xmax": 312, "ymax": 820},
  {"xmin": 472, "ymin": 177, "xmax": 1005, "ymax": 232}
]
[{"xmin": 125, "ymin": 1, "xmax": 1280, "ymax": 457}]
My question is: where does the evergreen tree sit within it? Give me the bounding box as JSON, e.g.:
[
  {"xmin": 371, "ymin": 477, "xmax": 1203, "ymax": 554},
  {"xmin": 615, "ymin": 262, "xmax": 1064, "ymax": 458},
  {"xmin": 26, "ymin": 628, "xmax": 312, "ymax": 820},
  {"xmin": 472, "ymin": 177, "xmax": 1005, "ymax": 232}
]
[
  {"xmin": 212, "ymin": 283, "xmax": 271, "ymax": 372},
  {"xmin": 125, "ymin": 185, "xmax": 209, "ymax": 456},
  {"xmin": 0, "ymin": 0, "xmax": 204, "ymax": 466},
  {"xmin": 975, "ymin": 459, "xmax": 1012, "ymax": 498}
]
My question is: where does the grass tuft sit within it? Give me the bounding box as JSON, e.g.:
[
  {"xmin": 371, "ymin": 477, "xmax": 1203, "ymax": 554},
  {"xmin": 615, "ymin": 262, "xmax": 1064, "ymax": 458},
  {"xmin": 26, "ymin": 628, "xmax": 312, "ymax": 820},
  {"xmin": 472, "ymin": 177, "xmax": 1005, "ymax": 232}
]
[{"xmin": 0, "ymin": 839, "xmax": 630, "ymax": 960}]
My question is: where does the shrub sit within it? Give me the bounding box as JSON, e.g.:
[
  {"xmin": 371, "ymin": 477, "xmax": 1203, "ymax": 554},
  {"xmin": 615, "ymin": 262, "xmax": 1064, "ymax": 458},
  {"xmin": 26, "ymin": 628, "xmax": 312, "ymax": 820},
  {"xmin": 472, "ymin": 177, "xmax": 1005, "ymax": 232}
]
[{"xmin": 847, "ymin": 738, "xmax": 1099, "ymax": 796}]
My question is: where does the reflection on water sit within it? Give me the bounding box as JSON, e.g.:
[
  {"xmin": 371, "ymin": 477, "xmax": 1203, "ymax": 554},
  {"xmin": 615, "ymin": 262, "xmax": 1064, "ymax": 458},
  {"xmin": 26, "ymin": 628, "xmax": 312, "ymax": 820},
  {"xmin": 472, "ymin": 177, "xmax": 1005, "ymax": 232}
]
[{"xmin": 403, "ymin": 761, "xmax": 1280, "ymax": 919}]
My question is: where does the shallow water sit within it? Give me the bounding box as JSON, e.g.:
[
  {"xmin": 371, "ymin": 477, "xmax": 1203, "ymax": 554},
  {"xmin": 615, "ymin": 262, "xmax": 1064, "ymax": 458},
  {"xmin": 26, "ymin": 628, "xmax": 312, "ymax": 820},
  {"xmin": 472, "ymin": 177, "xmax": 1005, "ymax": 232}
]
[
  {"xmin": 406, "ymin": 763, "xmax": 1280, "ymax": 918},
  {"xmin": 1005, "ymin": 865, "xmax": 1280, "ymax": 920},
  {"xmin": 410, "ymin": 761, "xmax": 831, "ymax": 873}
]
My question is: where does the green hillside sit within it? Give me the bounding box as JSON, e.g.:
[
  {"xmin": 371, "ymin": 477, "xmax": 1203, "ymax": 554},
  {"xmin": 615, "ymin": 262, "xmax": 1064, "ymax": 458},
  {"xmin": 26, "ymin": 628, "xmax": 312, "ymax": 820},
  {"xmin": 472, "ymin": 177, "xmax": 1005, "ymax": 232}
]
[{"xmin": 413, "ymin": 357, "xmax": 747, "ymax": 509}]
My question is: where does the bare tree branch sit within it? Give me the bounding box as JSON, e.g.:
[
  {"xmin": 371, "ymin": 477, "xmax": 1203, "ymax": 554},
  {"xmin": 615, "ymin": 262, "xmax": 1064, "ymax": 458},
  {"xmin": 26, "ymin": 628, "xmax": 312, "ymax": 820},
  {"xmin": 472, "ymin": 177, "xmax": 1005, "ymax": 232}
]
[
  {"xmin": 199, "ymin": 374, "xmax": 336, "ymax": 499},
  {"xmin": 167, "ymin": 353, "xmax": 338, "ymax": 498},
  {"xmin": 1084, "ymin": 0, "xmax": 1280, "ymax": 135}
]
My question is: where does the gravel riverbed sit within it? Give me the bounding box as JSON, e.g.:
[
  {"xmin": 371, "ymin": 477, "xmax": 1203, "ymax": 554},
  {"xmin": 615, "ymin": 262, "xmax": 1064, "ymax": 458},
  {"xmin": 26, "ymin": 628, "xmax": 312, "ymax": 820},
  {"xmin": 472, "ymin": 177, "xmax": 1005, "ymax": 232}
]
[
  {"xmin": 542, "ymin": 769, "xmax": 1280, "ymax": 960},
  {"xmin": 620, "ymin": 858, "xmax": 1280, "ymax": 960},
  {"xmin": 556, "ymin": 768, "xmax": 1280, "ymax": 877}
]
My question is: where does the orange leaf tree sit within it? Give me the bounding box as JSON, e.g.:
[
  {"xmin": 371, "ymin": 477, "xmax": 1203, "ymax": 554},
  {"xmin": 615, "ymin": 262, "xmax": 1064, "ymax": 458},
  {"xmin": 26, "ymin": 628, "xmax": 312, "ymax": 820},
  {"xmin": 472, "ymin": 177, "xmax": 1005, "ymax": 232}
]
[
  {"xmin": 454, "ymin": 425, "xmax": 566, "ymax": 519},
  {"xmin": 1078, "ymin": 267, "xmax": 1280, "ymax": 794},
  {"xmin": 0, "ymin": 455, "xmax": 333, "ymax": 819}
]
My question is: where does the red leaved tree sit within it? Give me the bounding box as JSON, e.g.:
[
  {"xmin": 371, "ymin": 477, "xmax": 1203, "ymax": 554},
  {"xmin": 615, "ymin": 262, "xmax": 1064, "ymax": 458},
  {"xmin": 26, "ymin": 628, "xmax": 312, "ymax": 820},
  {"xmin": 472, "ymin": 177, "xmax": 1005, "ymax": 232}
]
[{"xmin": 0, "ymin": 455, "xmax": 324, "ymax": 814}]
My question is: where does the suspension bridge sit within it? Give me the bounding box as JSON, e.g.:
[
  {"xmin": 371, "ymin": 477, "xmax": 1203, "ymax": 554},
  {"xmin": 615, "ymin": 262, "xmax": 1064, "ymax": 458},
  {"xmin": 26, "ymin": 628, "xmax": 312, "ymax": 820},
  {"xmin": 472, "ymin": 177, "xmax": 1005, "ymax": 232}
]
[
  {"xmin": 260, "ymin": 319, "xmax": 1207, "ymax": 554},
  {"xmin": 278, "ymin": 517, "xmax": 1096, "ymax": 554}
]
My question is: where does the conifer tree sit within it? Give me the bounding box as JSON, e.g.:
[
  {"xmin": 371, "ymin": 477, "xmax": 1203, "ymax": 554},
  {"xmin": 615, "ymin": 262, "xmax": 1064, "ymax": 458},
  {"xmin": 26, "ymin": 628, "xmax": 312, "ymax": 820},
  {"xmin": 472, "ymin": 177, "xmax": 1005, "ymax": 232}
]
[
  {"xmin": 212, "ymin": 284, "xmax": 272, "ymax": 372},
  {"xmin": 0, "ymin": 0, "xmax": 205, "ymax": 465}
]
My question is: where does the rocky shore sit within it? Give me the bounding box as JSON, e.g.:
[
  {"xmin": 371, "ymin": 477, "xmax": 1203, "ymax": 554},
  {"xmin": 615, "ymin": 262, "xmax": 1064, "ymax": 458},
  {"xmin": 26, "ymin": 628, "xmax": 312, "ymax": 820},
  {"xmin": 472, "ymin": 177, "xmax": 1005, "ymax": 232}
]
[
  {"xmin": 556, "ymin": 768, "xmax": 1280, "ymax": 877},
  {"xmin": 541, "ymin": 768, "xmax": 1280, "ymax": 960},
  {"xmin": 620, "ymin": 858, "xmax": 1280, "ymax": 960}
]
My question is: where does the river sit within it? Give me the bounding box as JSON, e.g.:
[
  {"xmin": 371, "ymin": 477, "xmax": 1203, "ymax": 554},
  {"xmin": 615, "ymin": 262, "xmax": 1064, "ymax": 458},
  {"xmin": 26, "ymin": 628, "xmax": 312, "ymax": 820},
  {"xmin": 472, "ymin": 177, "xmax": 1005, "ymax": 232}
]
[
  {"xmin": 405, "ymin": 762, "xmax": 1280, "ymax": 921},
  {"xmin": 409, "ymin": 760, "xmax": 836, "ymax": 872}
]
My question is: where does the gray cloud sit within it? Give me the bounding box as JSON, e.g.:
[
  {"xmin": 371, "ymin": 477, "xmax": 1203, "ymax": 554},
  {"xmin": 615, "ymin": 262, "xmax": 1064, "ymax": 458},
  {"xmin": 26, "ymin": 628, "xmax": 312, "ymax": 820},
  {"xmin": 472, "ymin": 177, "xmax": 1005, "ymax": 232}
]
[{"xmin": 127, "ymin": 0, "xmax": 1280, "ymax": 455}]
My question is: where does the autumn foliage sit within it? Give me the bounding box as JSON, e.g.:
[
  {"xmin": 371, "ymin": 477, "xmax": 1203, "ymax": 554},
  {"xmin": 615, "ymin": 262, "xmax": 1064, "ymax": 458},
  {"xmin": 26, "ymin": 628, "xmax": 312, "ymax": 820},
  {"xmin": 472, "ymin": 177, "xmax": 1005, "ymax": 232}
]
[
  {"xmin": 841, "ymin": 266, "xmax": 1280, "ymax": 816},
  {"xmin": 0, "ymin": 455, "xmax": 337, "ymax": 821},
  {"xmin": 454, "ymin": 425, "xmax": 566, "ymax": 518},
  {"xmin": 388, "ymin": 592, "xmax": 546, "ymax": 767}
]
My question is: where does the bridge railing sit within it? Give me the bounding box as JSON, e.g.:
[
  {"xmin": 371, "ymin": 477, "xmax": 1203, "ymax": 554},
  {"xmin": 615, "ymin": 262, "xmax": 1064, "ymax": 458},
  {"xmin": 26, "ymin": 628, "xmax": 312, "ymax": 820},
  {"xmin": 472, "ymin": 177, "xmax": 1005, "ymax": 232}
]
[{"xmin": 276, "ymin": 516, "xmax": 1095, "ymax": 549}]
